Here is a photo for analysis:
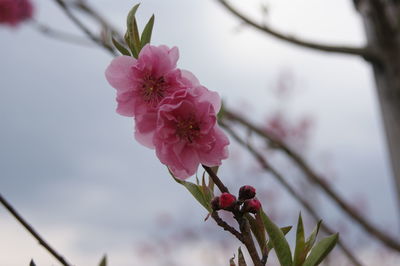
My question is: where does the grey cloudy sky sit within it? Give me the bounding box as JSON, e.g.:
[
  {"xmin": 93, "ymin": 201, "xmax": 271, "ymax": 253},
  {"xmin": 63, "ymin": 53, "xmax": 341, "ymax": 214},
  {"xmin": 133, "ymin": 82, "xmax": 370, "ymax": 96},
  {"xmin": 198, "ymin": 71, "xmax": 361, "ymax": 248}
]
[{"xmin": 0, "ymin": 0, "xmax": 398, "ymax": 265}]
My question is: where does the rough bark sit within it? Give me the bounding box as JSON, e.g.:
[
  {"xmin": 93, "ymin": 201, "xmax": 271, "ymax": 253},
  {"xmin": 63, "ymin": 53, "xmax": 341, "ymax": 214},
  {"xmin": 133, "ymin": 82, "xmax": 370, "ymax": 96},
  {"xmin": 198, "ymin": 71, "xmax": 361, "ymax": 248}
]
[{"xmin": 354, "ymin": 0, "xmax": 400, "ymax": 208}]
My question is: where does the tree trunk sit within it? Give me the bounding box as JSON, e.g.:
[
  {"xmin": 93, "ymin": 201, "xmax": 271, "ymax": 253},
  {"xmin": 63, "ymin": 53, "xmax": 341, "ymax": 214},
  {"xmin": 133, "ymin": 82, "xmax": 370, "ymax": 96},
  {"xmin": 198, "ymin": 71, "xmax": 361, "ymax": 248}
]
[{"xmin": 355, "ymin": 0, "xmax": 400, "ymax": 208}]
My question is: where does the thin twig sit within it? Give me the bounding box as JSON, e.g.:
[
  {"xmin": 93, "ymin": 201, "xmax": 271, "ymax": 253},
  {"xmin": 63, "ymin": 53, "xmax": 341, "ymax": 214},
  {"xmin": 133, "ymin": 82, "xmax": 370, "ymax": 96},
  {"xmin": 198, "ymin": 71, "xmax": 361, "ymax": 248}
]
[
  {"xmin": 0, "ymin": 193, "xmax": 72, "ymax": 266},
  {"xmin": 203, "ymin": 165, "xmax": 262, "ymax": 265},
  {"xmin": 72, "ymin": 0, "xmax": 121, "ymax": 36},
  {"xmin": 31, "ymin": 20, "xmax": 94, "ymax": 46},
  {"xmin": 216, "ymin": 0, "xmax": 379, "ymax": 62},
  {"xmin": 203, "ymin": 165, "xmax": 230, "ymax": 193},
  {"xmin": 221, "ymin": 121, "xmax": 363, "ymax": 266},
  {"xmin": 223, "ymin": 109, "xmax": 400, "ymax": 252},
  {"xmin": 211, "ymin": 211, "xmax": 244, "ymax": 242},
  {"xmin": 238, "ymin": 216, "xmax": 263, "ymax": 266},
  {"xmin": 53, "ymin": 0, "xmax": 117, "ymax": 55}
]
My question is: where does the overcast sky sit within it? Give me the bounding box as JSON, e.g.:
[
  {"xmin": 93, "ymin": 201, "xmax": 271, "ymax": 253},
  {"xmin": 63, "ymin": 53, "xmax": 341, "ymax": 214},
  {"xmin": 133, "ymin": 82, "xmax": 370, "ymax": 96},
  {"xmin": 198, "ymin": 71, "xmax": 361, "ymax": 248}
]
[{"xmin": 0, "ymin": 0, "xmax": 399, "ymax": 265}]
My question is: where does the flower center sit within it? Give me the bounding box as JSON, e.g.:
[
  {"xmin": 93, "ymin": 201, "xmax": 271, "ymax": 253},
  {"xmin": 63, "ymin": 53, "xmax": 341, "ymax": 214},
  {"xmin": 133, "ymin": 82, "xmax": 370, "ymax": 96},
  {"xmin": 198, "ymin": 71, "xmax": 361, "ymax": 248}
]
[
  {"xmin": 141, "ymin": 75, "xmax": 166, "ymax": 106},
  {"xmin": 176, "ymin": 117, "xmax": 200, "ymax": 143}
]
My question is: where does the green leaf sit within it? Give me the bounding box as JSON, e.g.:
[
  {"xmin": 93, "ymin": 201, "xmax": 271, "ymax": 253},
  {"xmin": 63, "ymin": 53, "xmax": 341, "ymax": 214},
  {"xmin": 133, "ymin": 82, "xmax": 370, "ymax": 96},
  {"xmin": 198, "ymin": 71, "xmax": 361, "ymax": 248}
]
[
  {"xmin": 124, "ymin": 32, "xmax": 138, "ymax": 58},
  {"xmin": 170, "ymin": 170, "xmax": 212, "ymax": 212},
  {"xmin": 201, "ymin": 174, "xmax": 213, "ymax": 210},
  {"xmin": 207, "ymin": 166, "xmax": 218, "ymax": 194},
  {"xmin": 112, "ymin": 37, "xmax": 131, "ymax": 56},
  {"xmin": 266, "ymin": 225, "xmax": 292, "ymax": 251},
  {"xmin": 293, "ymin": 213, "xmax": 306, "ymax": 266},
  {"xmin": 29, "ymin": 259, "xmax": 36, "ymax": 266},
  {"xmin": 99, "ymin": 255, "xmax": 107, "ymax": 266},
  {"xmin": 281, "ymin": 226, "xmax": 293, "ymax": 235},
  {"xmin": 246, "ymin": 213, "xmax": 266, "ymax": 253},
  {"xmin": 238, "ymin": 247, "xmax": 247, "ymax": 266},
  {"xmin": 126, "ymin": 3, "xmax": 141, "ymax": 57},
  {"xmin": 217, "ymin": 100, "xmax": 225, "ymax": 122},
  {"xmin": 260, "ymin": 210, "xmax": 292, "ymax": 266},
  {"xmin": 140, "ymin": 14, "xmax": 155, "ymax": 48},
  {"xmin": 305, "ymin": 220, "xmax": 322, "ymax": 254},
  {"xmin": 303, "ymin": 233, "xmax": 339, "ymax": 266}
]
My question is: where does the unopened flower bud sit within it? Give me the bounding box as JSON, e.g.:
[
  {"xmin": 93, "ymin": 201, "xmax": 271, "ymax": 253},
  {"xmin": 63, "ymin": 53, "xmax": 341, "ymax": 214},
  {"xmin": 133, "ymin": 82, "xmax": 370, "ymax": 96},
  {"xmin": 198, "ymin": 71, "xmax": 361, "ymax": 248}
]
[
  {"xmin": 219, "ymin": 193, "xmax": 236, "ymax": 210},
  {"xmin": 238, "ymin": 185, "xmax": 256, "ymax": 201},
  {"xmin": 243, "ymin": 198, "xmax": 262, "ymax": 214},
  {"xmin": 211, "ymin": 196, "xmax": 220, "ymax": 210}
]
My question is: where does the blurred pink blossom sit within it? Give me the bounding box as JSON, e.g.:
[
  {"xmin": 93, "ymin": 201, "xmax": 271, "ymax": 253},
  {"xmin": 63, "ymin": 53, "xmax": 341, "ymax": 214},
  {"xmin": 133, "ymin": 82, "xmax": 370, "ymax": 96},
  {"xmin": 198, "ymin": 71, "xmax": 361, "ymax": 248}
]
[
  {"xmin": 264, "ymin": 112, "xmax": 312, "ymax": 151},
  {"xmin": 153, "ymin": 86, "xmax": 229, "ymax": 179},
  {"xmin": 0, "ymin": 0, "xmax": 33, "ymax": 27}
]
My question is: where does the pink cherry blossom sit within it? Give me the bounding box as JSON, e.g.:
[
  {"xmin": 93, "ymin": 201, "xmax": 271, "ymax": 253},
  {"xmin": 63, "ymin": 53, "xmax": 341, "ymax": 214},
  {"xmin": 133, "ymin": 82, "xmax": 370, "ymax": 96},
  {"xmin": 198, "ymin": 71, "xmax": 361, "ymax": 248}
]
[
  {"xmin": 0, "ymin": 0, "xmax": 33, "ymax": 27},
  {"xmin": 153, "ymin": 86, "xmax": 229, "ymax": 179},
  {"xmin": 105, "ymin": 44, "xmax": 191, "ymax": 147}
]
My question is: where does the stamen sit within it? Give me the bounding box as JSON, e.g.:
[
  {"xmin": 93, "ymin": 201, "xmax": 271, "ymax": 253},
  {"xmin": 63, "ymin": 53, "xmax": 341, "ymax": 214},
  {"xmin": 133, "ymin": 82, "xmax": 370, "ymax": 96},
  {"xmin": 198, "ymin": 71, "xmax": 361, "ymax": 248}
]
[
  {"xmin": 141, "ymin": 75, "xmax": 166, "ymax": 106},
  {"xmin": 176, "ymin": 117, "xmax": 200, "ymax": 143}
]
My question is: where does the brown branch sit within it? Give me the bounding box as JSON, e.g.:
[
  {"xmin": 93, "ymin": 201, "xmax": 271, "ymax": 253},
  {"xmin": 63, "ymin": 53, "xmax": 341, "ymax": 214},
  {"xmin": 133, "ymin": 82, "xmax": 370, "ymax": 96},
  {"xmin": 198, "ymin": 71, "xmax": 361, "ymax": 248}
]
[
  {"xmin": 216, "ymin": 0, "xmax": 379, "ymax": 62},
  {"xmin": 211, "ymin": 211, "xmax": 244, "ymax": 242},
  {"xmin": 72, "ymin": 0, "xmax": 122, "ymax": 36},
  {"xmin": 220, "ymin": 121, "xmax": 363, "ymax": 266},
  {"xmin": 31, "ymin": 20, "xmax": 94, "ymax": 46},
  {"xmin": 53, "ymin": 0, "xmax": 117, "ymax": 55},
  {"xmin": 203, "ymin": 167, "xmax": 262, "ymax": 264},
  {"xmin": 203, "ymin": 165, "xmax": 230, "ymax": 193},
  {"xmin": 0, "ymin": 193, "xmax": 72, "ymax": 266},
  {"xmin": 238, "ymin": 216, "xmax": 263, "ymax": 266},
  {"xmin": 223, "ymin": 109, "xmax": 400, "ymax": 252}
]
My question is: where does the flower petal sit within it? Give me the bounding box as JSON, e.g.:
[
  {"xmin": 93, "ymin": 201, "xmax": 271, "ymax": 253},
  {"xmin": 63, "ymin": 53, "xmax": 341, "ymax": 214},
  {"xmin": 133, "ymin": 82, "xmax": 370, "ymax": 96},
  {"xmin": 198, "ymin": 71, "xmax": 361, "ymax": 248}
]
[{"xmin": 105, "ymin": 56, "xmax": 137, "ymax": 93}]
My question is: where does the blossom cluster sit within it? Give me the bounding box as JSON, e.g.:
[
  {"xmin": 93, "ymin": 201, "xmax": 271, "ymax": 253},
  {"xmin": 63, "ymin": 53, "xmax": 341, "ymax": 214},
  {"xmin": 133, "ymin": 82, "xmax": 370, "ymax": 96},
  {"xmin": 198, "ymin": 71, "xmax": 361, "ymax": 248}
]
[
  {"xmin": 0, "ymin": 0, "xmax": 33, "ymax": 27},
  {"xmin": 105, "ymin": 45, "xmax": 229, "ymax": 179},
  {"xmin": 211, "ymin": 185, "xmax": 261, "ymax": 214}
]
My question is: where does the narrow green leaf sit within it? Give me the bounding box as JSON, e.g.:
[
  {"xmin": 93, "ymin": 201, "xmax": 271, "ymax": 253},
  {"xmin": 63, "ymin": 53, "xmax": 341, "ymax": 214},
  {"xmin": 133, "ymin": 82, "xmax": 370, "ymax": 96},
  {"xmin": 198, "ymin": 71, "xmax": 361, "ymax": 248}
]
[
  {"xmin": 266, "ymin": 226, "xmax": 292, "ymax": 251},
  {"xmin": 29, "ymin": 259, "xmax": 36, "ymax": 266},
  {"xmin": 238, "ymin": 247, "xmax": 247, "ymax": 266},
  {"xmin": 127, "ymin": 3, "xmax": 140, "ymax": 18},
  {"xmin": 132, "ymin": 18, "xmax": 141, "ymax": 52},
  {"xmin": 140, "ymin": 14, "xmax": 155, "ymax": 48},
  {"xmin": 170, "ymin": 170, "xmax": 211, "ymax": 212},
  {"xmin": 260, "ymin": 210, "xmax": 293, "ymax": 266},
  {"xmin": 303, "ymin": 233, "xmax": 339, "ymax": 266},
  {"xmin": 305, "ymin": 220, "xmax": 322, "ymax": 254},
  {"xmin": 99, "ymin": 255, "xmax": 107, "ymax": 266},
  {"xmin": 126, "ymin": 4, "xmax": 141, "ymax": 57},
  {"xmin": 124, "ymin": 32, "xmax": 138, "ymax": 58},
  {"xmin": 207, "ymin": 166, "xmax": 218, "ymax": 194},
  {"xmin": 246, "ymin": 213, "xmax": 266, "ymax": 253},
  {"xmin": 281, "ymin": 226, "xmax": 293, "ymax": 235},
  {"xmin": 293, "ymin": 213, "xmax": 306, "ymax": 266},
  {"xmin": 217, "ymin": 100, "xmax": 225, "ymax": 122},
  {"xmin": 112, "ymin": 37, "xmax": 131, "ymax": 56}
]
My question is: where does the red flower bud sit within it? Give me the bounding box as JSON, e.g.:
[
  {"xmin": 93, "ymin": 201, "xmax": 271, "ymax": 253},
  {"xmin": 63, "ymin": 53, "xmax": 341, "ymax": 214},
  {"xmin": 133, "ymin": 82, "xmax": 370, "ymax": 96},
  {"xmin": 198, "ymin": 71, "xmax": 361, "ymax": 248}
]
[
  {"xmin": 211, "ymin": 196, "xmax": 220, "ymax": 210},
  {"xmin": 238, "ymin": 185, "xmax": 256, "ymax": 201},
  {"xmin": 219, "ymin": 193, "xmax": 236, "ymax": 209},
  {"xmin": 243, "ymin": 198, "xmax": 262, "ymax": 214}
]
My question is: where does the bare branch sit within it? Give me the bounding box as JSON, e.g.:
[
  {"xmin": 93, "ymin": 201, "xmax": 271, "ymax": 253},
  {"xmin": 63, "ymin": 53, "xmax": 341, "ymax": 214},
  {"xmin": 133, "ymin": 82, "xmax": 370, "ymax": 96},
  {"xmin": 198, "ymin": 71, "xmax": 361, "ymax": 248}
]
[
  {"xmin": 72, "ymin": 0, "xmax": 122, "ymax": 37},
  {"xmin": 223, "ymin": 109, "xmax": 400, "ymax": 252},
  {"xmin": 220, "ymin": 121, "xmax": 363, "ymax": 266},
  {"xmin": 0, "ymin": 193, "xmax": 72, "ymax": 266},
  {"xmin": 216, "ymin": 0, "xmax": 378, "ymax": 62},
  {"xmin": 52, "ymin": 0, "xmax": 117, "ymax": 55},
  {"xmin": 31, "ymin": 20, "xmax": 94, "ymax": 46},
  {"xmin": 204, "ymin": 168, "xmax": 262, "ymax": 264},
  {"xmin": 203, "ymin": 165, "xmax": 230, "ymax": 193},
  {"xmin": 211, "ymin": 211, "xmax": 244, "ymax": 242}
]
